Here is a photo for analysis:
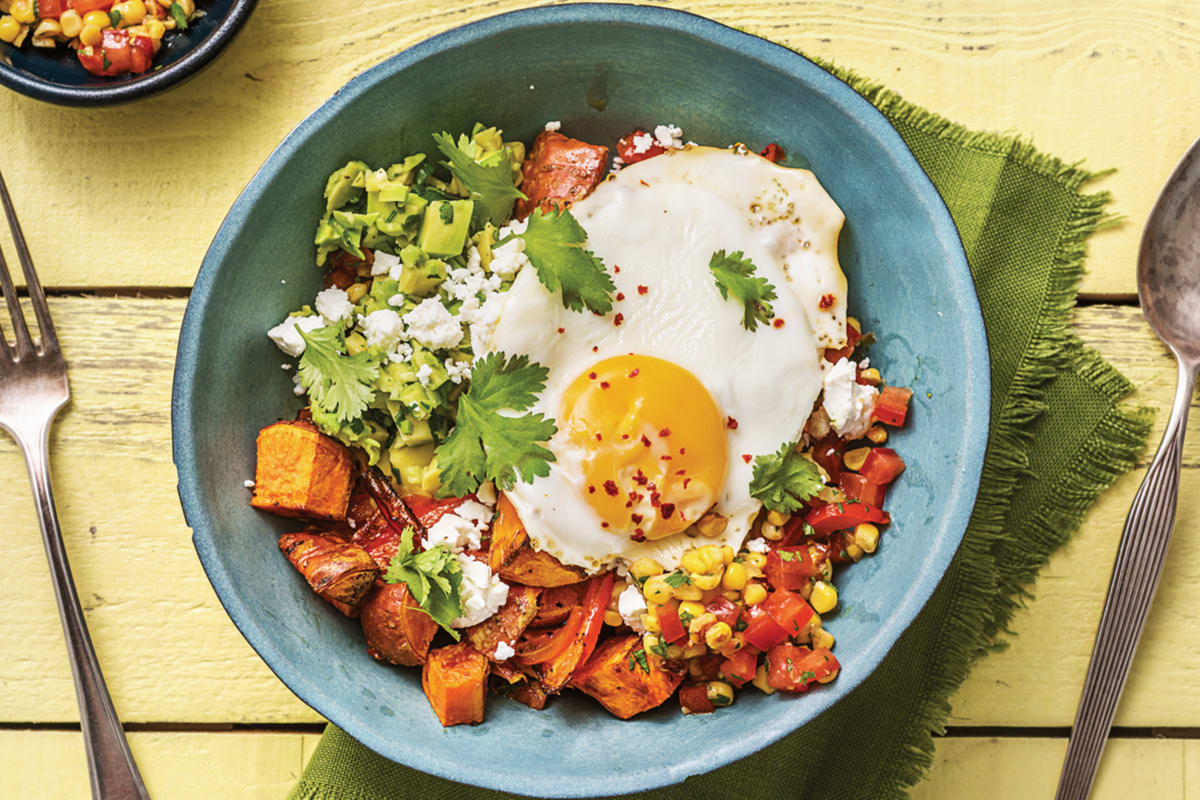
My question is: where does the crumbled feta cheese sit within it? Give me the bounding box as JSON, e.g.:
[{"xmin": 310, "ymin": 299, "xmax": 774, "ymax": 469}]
[
  {"xmin": 475, "ymin": 480, "xmax": 497, "ymax": 506},
  {"xmin": 359, "ymin": 309, "xmax": 405, "ymax": 350},
  {"xmin": 387, "ymin": 341, "xmax": 414, "ymax": 363},
  {"xmin": 314, "ymin": 287, "xmax": 354, "ymax": 323},
  {"xmin": 403, "ymin": 297, "xmax": 463, "ymax": 350},
  {"xmin": 822, "ymin": 357, "xmax": 879, "ymax": 439},
  {"xmin": 445, "ymin": 358, "xmax": 472, "ymax": 384},
  {"xmin": 631, "ymin": 132, "xmax": 655, "ymax": 154},
  {"xmin": 618, "ymin": 583, "xmax": 648, "ymax": 632},
  {"xmin": 653, "ymin": 123, "xmax": 685, "ymax": 150},
  {"xmin": 243, "ymin": 479, "xmax": 255, "ymax": 489},
  {"xmin": 452, "ymin": 556, "xmax": 509, "ymax": 628},
  {"xmin": 744, "ymin": 537, "xmax": 769, "ymax": 554},
  {"xmin": 415, "ymin": 363, "xmax": 434, "ymax": 386},
  {"xmin": 292, "ymin": 373, "xmax": 306, "ymax": 396},
  {"xmin": 267, "ymin": 314, "xmax": 325, "ymax": 357},
  {"xmin": 387, "ymin": 294, "xmax": 406, "ymax": 307},
  {"xmin": 493, "ymin": 641, "xmax": 515, "ymax": 661},
  {"xmin": 281, "ymin": 363, "xmax": 291, "ymax": 370},
  {"xmin": 489, "ymin": 238, "xmax": 530, "ymax": 279},
  {"xmin": 544, "ymin": 120, "xmax": 562, "ymax": 132},
  {"xmin": 423, "ymin": 502, "xmax": 494, "ymax": 554},
  {"xmin": 372, "ymin": 249, "xmax": 401, "ymax": 277}
]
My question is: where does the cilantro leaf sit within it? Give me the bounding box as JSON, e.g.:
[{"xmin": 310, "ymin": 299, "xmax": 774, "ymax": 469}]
[
  {"xmin": 296, "ymin": 323, "xmax": 380, "ymax": 425},
  {"xmin": 432, "ymin": 131, "xmax": 525, "ymax": 228},
  {"xmin": 383, "ymin": 528, "xmax": 464, "ymax": 639},
  {"xmin": 169, "ymin": 1, "xmax": 188, "ymax": 29},
  {"xmin": 749, "ymin": 441, "xmax": 824, "ymax": 513},
  {"xmin": 663, "ymin": 571, "xmax": 690, "ymax": 588},
  {"xmin": 629, "ymin": 648, "xmax": 650, "ymax": 674},
  {"xmin": 434, "ymin": 352, "xmax": 557, "ymax": 495},
  {"xmin": 518, "ymin": 207, "xmax": 616, "ymax": 314},
  {"xmin": 850, "ymin": 331, "xmax": 876, "ymax": 363},
  {"xmin": 708, "ymin": 249, "xmax": 777, "ymax": 331}
]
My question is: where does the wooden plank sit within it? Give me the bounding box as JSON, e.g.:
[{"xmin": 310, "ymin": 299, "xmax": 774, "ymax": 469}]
[
  {"xmin": 0, "ymin": 0, "xmax": 1188, "ymax": 295},
  {"xmin": 0, "ymin": 730, "xmax": 316, "ymax": 800},
  {"xmin": 0, "ymin": 730, "xmax": 1192, "ymax": 798},
  {"xmin": 0, "ymin": 298, "xmax": 1193, "ymax": 726}
]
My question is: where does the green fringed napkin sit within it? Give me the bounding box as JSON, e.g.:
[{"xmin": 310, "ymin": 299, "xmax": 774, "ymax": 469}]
[{"xmin": 287, "ymin": 61, "xmax": 1152, "ymax": 800}]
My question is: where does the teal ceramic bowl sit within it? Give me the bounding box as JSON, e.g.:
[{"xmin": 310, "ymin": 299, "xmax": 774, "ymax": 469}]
[{"xmin": 173, "ymin": 5, "xmax": 988, "ymax": 796}]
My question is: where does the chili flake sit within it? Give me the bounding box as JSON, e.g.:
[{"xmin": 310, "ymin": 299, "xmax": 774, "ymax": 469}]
[
  {"xmin": 614, "ymin": 313, "xmax": 624, "ymax": 326},
  {"xmin": 637, "ymin": 285, "xmax": 649, "ymax": 295},
  {"xmin": 819, "ymin": 293, "xmax": 836, "ymax": 309},
  {"xmin": 603, "ymin": 480, "xmax": 619, "ymax": 496},
  {"xmin": 726, "ymin": 417, "xmax": 739, "ymax": 430}
]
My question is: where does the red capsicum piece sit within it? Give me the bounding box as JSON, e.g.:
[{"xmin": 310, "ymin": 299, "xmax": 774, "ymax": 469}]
[
  {"xmin": 872, "ymin": 385, "xmax": 913, "ymax": 427},
  {"xmin": 759, "ymin": 142, "xmax": 785, "ymax": 162},
  {"xmin": 705, "ymin": 595, "xmax": 741, "ymax": 629},
  {"xmin": 804, "ymin": 501, "xmax": 890, "ymax": 537},
  {"xmin": 859, "ymin": 447, "xmax": 906, "ymax": 486},
  {"xmin": 764, "ymin": 546, "xmax": 826, "ymax": 591},
  {"xmin": 838, "ymin": 472, "xmax": 887, "ymax": 508},
  {"xmin": 616, "ymin": 129, "xmax": 666, "ymax": 164},
  {"xmin": 657, "ymin": 599, "xmax": 687, "ymax": 645},
  {"xmin": 678, "ymin": 683, "xmax": 715, "ymax": 714},
  {"xmin": 766, "ymin": 645, "xmax": 840, "ymax": 692},
  {"xmin": 37, "ymin": 0, "xmax": 67, "ymax": 18},
  {"xmin": 742, "ymin": 603, "xmax": 788, "ymax": 651},
  {"xmin": 763, "ymin": 590, "xmax": 815, "ymax": 639},
  {"xmin": 719, "ymin": 648, "xmax": 759, "ymax": 687},
  {"xmin": 823, "ymin": 321, "xmax": 862, "ymax": 364},
  {"xmin": 78, "ymin": 29, "xmax": 155, "ymax": 77},
  {"xmin": 69, "ymin": 0, "xmax": 113, "ymax": 12}
]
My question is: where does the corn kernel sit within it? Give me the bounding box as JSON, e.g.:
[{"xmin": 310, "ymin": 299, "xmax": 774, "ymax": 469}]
[
  {"xmin": 344, "ymin": 332, "xmax": 367, "ymax": 356},
  {"xmin": 680, "ymin": 548, "xmax": 708, "ymax": 576},
  {"xmin": 707, "ymin": 680, "xmax": 735, "ymax": 707},
  {"xmin": 692, "ymin": 570, "xmax": 722, "ymax": 591},
  {"xmin": 629, "ymin": 557, "xmax": 663, "ymax": 580},
  {"xmin": 681, "ymin": 642, "xmax": 707, "ymax": 659},
  {"xmin": 642, "ymin": 633, "xmax": 660, "ymax": 654},
  {"xmin": 112, "ymin": 0, "xmax": 146, "ymax": 26},
  {"xmin": 687, "ymin": 658, "xmax": 705, "ymax": 678},
  {"xmin": 744, "ymin": 552, "xmax": 767, "ymax": 569},
  {"xmin": 677, "ymin": 601, "xmax": 705, "ymax": 623},
  {"xmin": 760, "ymin": 521, "xmax": 782, "ymax": 541},
  {"xmin": 31, "ymin": 17, "xmax": 58, "ymax": 43},
  {"xmin": 844, "ymin": 543, "xmax": 864, "ymax": 562},
  {"xmin": 345, "ymin": 282, "xmax": 368, "ymax": 304},
  {"xmin": 705, "ymin": 621, "xmax": 732, "ymax": 649},
  {"xmin": 672, "ymin": 583, "xmax": 702, "ymax": 602},
  {"xmin": 609, "ymin": 582, "xmax": 625, "ymax": 603},
  {"xmin": 818, "ymin": 668, "xmax": 840, "ymax": 685},
  {"xmin": 847, "ymin": 316, "xmax": 861, "ymax": 332},
  {"xmin": 812, "ymin": 627, "xmax": 835, "ymax": 650},
  {"xmin": 843, "ymin": 446, "xmax": 871, "ymax": 472},
  {"xmin": 866, "ymin": 426, "xmax": 888, "ymax": 444},
  {"xmin": 804, "ymin": 612, "xmax": 822, "ymax": 636},
  {"xmin": 665, "ymin": 644, "xmax": 684, "ymax": 660},
  {"xmin": 9, "ymin": 0, "xmax": 32, "ymax": 23},
  {"xmin": 811, "ymin": 581, "xmax": 838, "ymax": 614},
  {"xmin": 640, "ymin": 612, "xmax": 660, "ymax": 633},
  {"xmin": 78, "ymin": 22, "xmax": 101, "ymax": 45},
  {"xmin": 0, "ymin": 15, "xmax": 19, "ymax": 43},
  {"xmin": 722, "ymin": 590, "xmax": 740, "ymax": 602},
  {"xmin": 642, "ymin": 575, "xmax": 673, "ymax": 604},
  {"xmin": 722, "ymin": 562, "xmax": 748, "ymax": 591},
  {"xmin": 82, "ymin": 10, "xmax": 110, "ymax": 29},
  {"xmin": 603, "ymin": 609, "xmax": 623, "ymax": 627},
  {"xmin": 719, "ymin": 545, "xmax": 735, "ymax": 564},
  {"xmin": 859, "ymin": 367, "xmax": 882, "ymax": 385},
  {"xmin": 58, "ymin": 9, "xmax": 82, "ymax": 37},
  {"xmin": 743, "ymin": 582, "xmax": 767, "ymax": 606},
  {"xmin": 688, "ymin": 613, "xmax": 717, "ymax": 640},
  {"xmin": 766, "ymin": 509, "xmax": 788, "ymax": 526},
  {"xmin": 695, "ymin": 510, "xmax": 728, "ymax": 538},
  {"xmin": 701, "ymin": 544, "xmax": 725, "ymax": 570},
  {"xmin": 175, "ymin": 0, "xmax": 194, "ymax": 13},
  {"xmin": 855, "ymin": 523, "xmax": 880, "ymax": 553},
  {"xmin": 752, "ymin": 664, "xmax": 775, "ymax": 694}
]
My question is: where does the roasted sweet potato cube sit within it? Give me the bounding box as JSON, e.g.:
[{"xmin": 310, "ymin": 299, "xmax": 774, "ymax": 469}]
[
  {"xmin": 361, "ymin": 581, "xmax": 439, "ymax": 666},
  {"xmin": 497, "ymin": 545, "xmax": 586, "ymax": 588},
  {"xmin": 278, "ymin": 532, "xmax": 378, "ymax": 615},
  {"xmin": 487, "ymin": 494, "xmax": 529, "ymax": 571},
  {"xmin": 514, "ymin": 131, "xmax": 608, "ymax": 219},
  {"xmin": 422, "ymin": 642, "xmax": 489, "ymax": 726},
  {"xmin": 467, "ymin": 586, "xmax": 540, "ymax": 661},
  {"xmin": 251, "ymin": 420, "xmax": 354, "ymax": 521},
  {"xmin": 570, "ymin": 633, "xmax": 684, "ymax": 719}
]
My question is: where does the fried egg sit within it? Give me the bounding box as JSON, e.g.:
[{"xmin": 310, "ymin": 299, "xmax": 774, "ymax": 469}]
[{"xmin": 480, "ymin": 146, "xmax": 847, "ymax": 571}]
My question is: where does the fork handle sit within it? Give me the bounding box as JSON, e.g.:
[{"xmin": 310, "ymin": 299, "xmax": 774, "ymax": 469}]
[
  {"xmin": 20, "ymin": 420, "xmax": 150, "ymax": 800},
  {"xmin": 1055, "ymin": 356, "xmax": 1196, "ymax": 799}
]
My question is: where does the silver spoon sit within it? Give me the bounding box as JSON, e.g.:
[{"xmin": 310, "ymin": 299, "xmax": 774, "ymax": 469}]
[{"xmin": 1055, "ymin": 137, "xmax": 1200, "ymax": 799}]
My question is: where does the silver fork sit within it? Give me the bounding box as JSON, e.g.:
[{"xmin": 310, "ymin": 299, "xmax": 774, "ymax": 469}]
[{"xmin": 0, "ymin": 171, "xmax": 150, "ymax": 800}]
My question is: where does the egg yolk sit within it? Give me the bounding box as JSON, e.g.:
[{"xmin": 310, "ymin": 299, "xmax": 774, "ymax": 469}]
[{"xmin": 558, "ymin": 355, "xmax": 728, "ymax": 541}]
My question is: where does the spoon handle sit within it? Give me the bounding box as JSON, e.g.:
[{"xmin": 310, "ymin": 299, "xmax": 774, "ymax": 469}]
[{"xmin": 1055, "ymin": 357, "xmax": 1196, "ymax": 800}]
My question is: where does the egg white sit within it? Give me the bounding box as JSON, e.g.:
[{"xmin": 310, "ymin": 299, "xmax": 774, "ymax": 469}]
[{"xmin": 482, "ymin": 146, "xmax": 847, "ymax": 571}]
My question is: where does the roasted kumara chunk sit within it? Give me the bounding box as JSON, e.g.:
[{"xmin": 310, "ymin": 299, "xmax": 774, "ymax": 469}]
[
  {"xmin": 422, "ymin": 642, "xmax": 489, "ymax": 727},
  {"xmin": 570, "ymin": 633, "xmax": 684, "ymax": 719},
  {"xmin": 360, "ymin": 581, "xmax": 439, "ymax": 667},
  {"xmin": 497, "ymin": 545, "xmax": 587, "ymax": 588},
  {"xmin": 278, "ymin": 532, "xmax": 378, "ymax": 616},
  {"xmin": 514, "ymin": 131, "xmax": 608, "ymax": 219},
  {"xmin": 251, "ymin": 420, "xmax": 354, "ymax": 521},
  {"xmin": 467, "ymin": 586, "xmax": 540, "ymax": 661}
]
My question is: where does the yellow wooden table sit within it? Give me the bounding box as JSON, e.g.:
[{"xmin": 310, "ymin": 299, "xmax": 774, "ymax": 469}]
[{"xmin": 1, "ymin": 2, "xmax": 1197, "ymax": 797}]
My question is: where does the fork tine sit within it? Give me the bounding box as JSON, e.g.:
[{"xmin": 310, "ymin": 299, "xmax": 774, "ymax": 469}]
[
  {"xmin": 0, "ymin": 238, "xmax": 33, "ymax": 356},
  {"xmin": 0, "ymin": 170, "xmax": 55, "ymax": 354}
]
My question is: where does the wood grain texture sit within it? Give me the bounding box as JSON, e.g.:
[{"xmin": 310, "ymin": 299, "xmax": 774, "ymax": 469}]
[
  {"xmin": 0, "ymin": 731, "xmax": 1194, "ymax": 798},
  {"xmin": 0, "ymin": 0, "xmax": 1192, "ymax": 295},
  {"xmin": 0, "ymin": 297, "xmax": 1193, "ymax": 728}
]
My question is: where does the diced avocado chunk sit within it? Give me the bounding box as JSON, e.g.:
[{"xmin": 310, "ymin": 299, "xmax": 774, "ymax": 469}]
[
  {"xmin": 324, "ymin": 160, "xmax": 370, "ymax": 212},
  {"xmin": 387, "ymin": 154, "xmax": 426, "ymax": 186},
  {"xmin": 418, "ymin": 459, "xmax": 441, "ymax": 494},
  {"xmin": 394, "ymin": 417, "xmax": 433, "ymax": 447},
  {"xmin": 310, "ymin": 405, "xmax": 388, "ymax": 465},
  {"xmin": 394, "ymin": 245, "xmax": 446, "ymax": 296},
  {"xmin": 390, "ymin": 442, "xmax": 436, "ymax": 488},
  {"xmin": 361, "ymin": 224, "xmax": 394, "ymax": 252},
  {"xmin": 418, "ymin": 199, "xmax": 474, "ymax": 257},
  {"xmin": 411, "ymin": 345, "xmax": 449, "ymax": 389}
]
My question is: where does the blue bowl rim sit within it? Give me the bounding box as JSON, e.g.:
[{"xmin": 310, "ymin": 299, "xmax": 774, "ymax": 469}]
[
  {"xmin": 0, "ymin": 0, "xmax": 257, "ymax": 107},
  {"xmin": 172, "ymin": 4, "xmax": 989, "ymax": 795}
]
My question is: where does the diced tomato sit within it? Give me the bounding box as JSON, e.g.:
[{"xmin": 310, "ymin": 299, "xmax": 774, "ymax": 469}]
[
  {"xmin": 693, "ymin": 653, "xmax": 724, "ymax": 681},
  {"xmin": 719, "ymin": 648, "xmax": 759, "ymax": 687},
  {"xmin": 616, "ymin": 129, "xmax": 666, "ymax": 164},
  {"xmin": 823, "ymin": 321, "xmax": 863, "ymax": 363},
  {"xmin": 804, "ymin": 501, "xmax": 890, "ymax": 536},
  {"xmin": 764, "ymin": 546, "xmax": 825, "ymax": 591},
  {"xmin": 873, "ymin": 385, "xmax": 913, "ymax": 427},
  {"xmin": 759, "ymin": 142, "xmax": 785, "ymax": 163},
  {"xmin": 678, "ymin": 683, "xmax": 715, "ymax": 714},
  {"xmin": 705, "ymin": 595, "xmax": 740, "ymax": 629},
  {"xmin": 764, "ymin": 590, "xmax": 815, "ymax": 639},
  {"xmin": 742, "ymin": 603, "xmax": 788, "ymax": 651},
  {"xmin": 859, "ymin": 447, "xmax": 906, "ymax": 486},
  {"xmin": 838, "ymin": 472, "xmax": 887, "ymax": 508},
  {"xmin": 657, "ymin": 600, "xmax": 687, "ymax": 645},
  {"xmin": 37, "ymin": 0, "xmax": 67, "ymax": 17},
  {"xmin": 811, "ymin": 434, "xmax": 846, "ymax": 482},
  {"xmin": 767, "ymin": 645, "xmax": 841, "ymax": 692},
  {"xmin": 69, "ymin": 0, "xmax": 113, "ymax": 11},
  {"xmin": 78, "ymin": 29, "xmax": 148, "ymax": 77},
  {"xmin": 127, "ymin": 34, "xmax": 155, "ymax": 74},
  {"xmin": 827, "ymin": 530, "xmax": 859, "ymax": 564}
]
